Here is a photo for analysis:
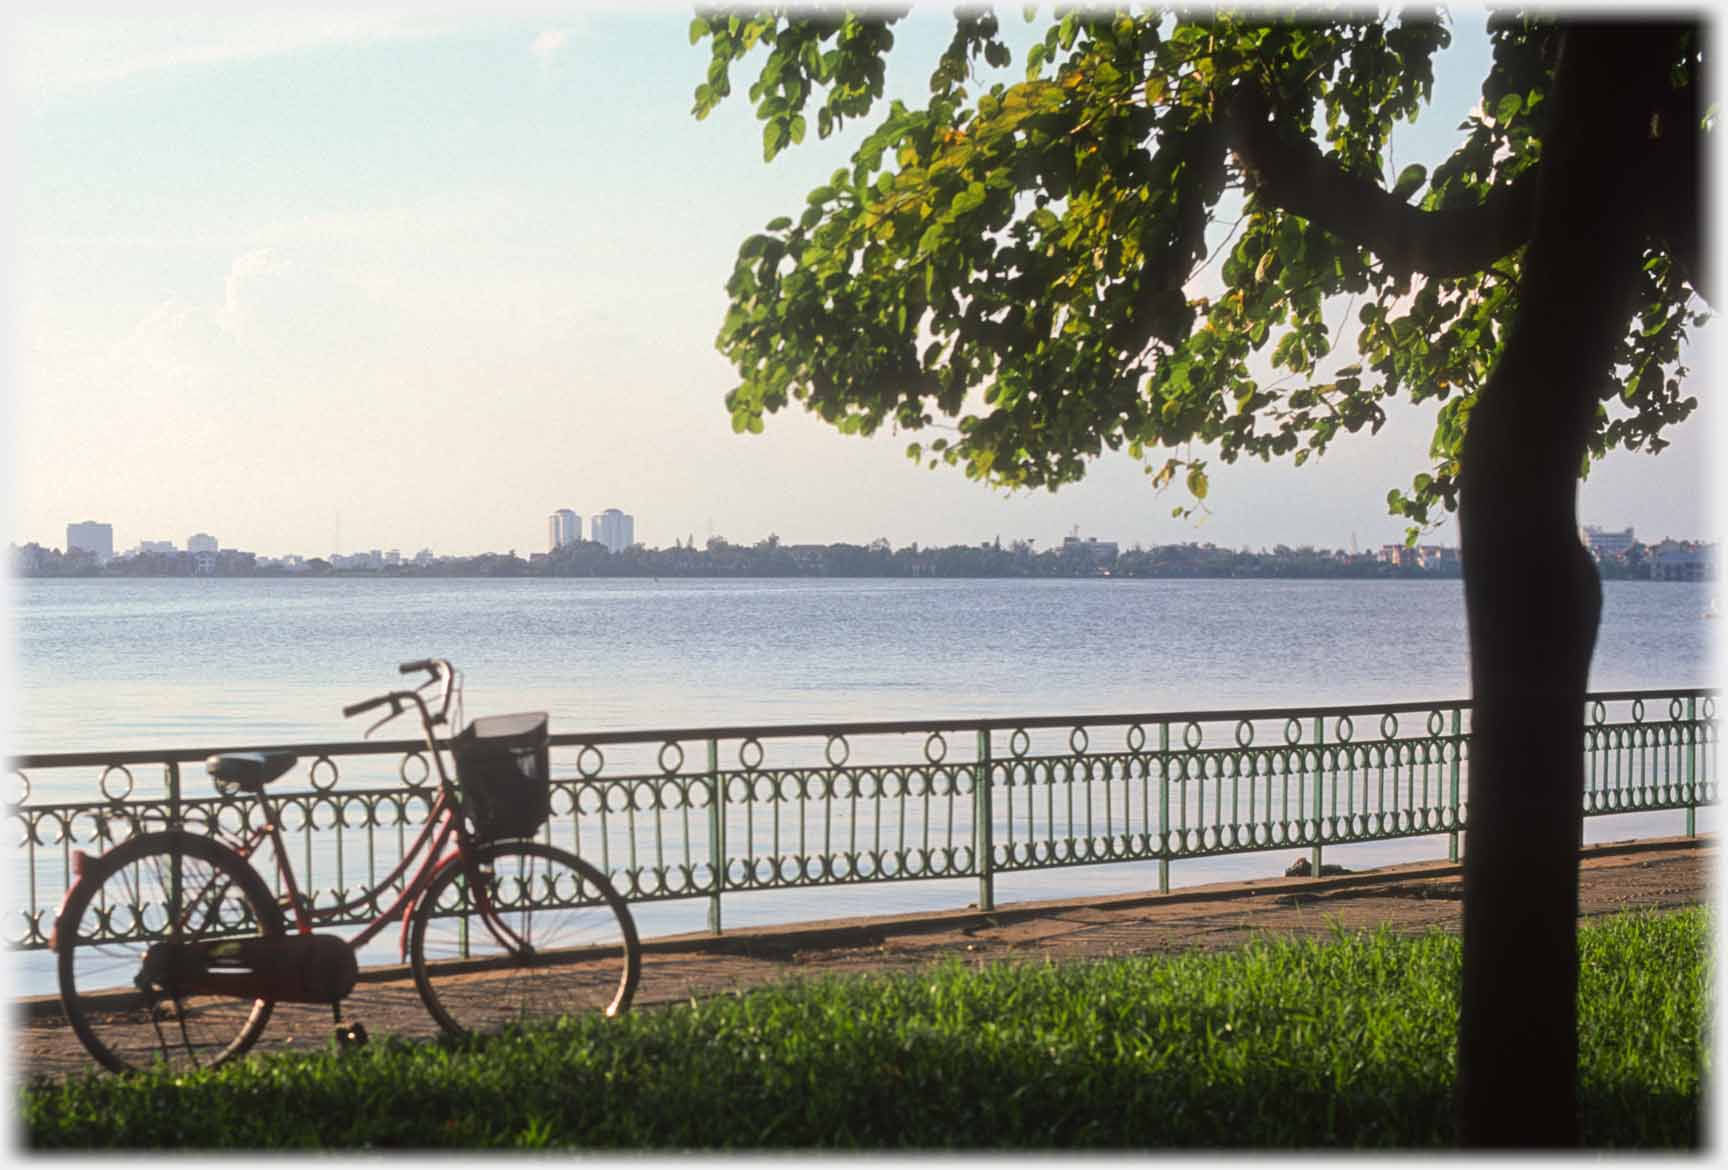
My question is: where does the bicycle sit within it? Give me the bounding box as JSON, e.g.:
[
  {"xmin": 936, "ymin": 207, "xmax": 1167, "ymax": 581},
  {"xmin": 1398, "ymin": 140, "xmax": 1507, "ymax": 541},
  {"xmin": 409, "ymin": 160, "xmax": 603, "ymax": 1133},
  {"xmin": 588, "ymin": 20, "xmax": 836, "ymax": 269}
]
[{"xmin": 51, "ymin": 659, "xmax": 641, "ymax": 1074}]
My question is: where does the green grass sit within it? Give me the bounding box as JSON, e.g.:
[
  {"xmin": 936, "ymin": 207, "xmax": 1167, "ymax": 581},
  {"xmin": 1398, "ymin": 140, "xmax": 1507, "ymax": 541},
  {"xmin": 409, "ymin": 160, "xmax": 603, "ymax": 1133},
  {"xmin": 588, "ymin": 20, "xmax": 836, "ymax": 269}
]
[{"xmin": 20, "ymin": 908, "xmax": 1711, "ymax": 1150}]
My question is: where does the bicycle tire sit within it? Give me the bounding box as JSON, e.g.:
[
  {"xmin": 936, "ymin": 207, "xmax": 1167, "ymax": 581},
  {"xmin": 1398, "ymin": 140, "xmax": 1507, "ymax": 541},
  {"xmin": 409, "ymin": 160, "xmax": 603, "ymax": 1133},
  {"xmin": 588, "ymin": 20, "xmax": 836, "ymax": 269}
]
[
  {"xmin": 409, "ymin": 841, "xmax": 640, "ymax": 1037},
  {"xmin": 56, "ymin": 830, "xmax": 285, "ymax": 1075}
]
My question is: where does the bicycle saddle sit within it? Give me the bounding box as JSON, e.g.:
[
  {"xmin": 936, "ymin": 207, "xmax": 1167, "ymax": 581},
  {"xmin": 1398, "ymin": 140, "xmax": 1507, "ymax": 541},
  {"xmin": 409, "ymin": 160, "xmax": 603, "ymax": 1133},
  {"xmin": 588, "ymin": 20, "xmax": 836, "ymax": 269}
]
[{"xmin": 206, "ymin": 752, "xmax": 299, "ymax": 791}]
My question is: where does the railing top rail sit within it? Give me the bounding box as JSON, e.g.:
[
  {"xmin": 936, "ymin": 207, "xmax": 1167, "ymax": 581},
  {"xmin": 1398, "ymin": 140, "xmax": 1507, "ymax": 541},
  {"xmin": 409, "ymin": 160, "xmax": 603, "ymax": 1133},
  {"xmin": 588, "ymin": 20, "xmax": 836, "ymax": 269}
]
[{"xmin": 8, "ymin": 687, "xmax": 1714, "ymax": 772}]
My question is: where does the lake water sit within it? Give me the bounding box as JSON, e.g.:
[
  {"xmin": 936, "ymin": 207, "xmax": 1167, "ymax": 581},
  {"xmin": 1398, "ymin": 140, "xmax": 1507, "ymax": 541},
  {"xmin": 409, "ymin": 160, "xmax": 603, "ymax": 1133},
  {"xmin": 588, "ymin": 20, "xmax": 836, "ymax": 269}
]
[
  {"xmin": 8, "ymin": 575, "xmax": 1718, "ymax": 977},
  {"xmin": 13, "ymin": 576, "xmax": 1716, "ymax": 754}
]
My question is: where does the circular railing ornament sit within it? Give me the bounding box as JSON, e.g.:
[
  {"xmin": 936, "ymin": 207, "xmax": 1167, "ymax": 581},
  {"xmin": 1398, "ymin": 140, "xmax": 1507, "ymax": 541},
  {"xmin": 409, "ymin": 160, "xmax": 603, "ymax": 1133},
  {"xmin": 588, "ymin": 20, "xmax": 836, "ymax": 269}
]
[
  {"xmin": 98, "ymin": 765, "xmax": 135, "ymax": 803},
  {"xmin": 825, "ymin": 735, "xmax": 850, "ymax": 768},
  {"xmin": 923, "ymin": 732, "xmax": 948, "ymax": 765},
  {"xmin": 1068, "ymin": 727, "xmax": 1089, "ymax": 756},
  {"xmin": 308, "ymin": 756, "xmax": 339, "ymax": 792},
  {"xmin": 739, "ymin": 738, "xmax": 765, "ymax": 772},
  {"xmin": 576, "ymin": 745, "xmax": 605, "ymax": 779},
  {"xmin": 399, "ymin": 751, "xmax": 432, "ymax": 789},
  {"xmin": 310, "ymin": 799, "xmax": 340, "ymax": 832},
  {"xmin": 278, "ymin": 797, "xmax": 310, "ymax": 834},
  {"xmin": 658, "ymin": 741, "xmax": 685, "ymax": 776}
]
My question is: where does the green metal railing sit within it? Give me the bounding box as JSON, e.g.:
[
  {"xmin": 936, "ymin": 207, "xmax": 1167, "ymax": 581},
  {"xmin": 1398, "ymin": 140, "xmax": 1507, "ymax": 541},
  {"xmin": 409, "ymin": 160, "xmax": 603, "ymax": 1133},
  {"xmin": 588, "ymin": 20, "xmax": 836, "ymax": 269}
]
[{"xmin": 7, "ymin": 688, "xmax": 1715, "ymax": 951}]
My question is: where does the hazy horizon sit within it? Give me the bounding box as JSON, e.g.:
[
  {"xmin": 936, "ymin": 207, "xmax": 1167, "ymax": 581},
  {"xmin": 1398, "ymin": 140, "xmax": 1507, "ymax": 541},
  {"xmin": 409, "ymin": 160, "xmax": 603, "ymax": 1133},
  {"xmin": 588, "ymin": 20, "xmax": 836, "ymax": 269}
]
[{"xmin": 9, "ymin": 4, "xmax": 1719, "ymax": 560}]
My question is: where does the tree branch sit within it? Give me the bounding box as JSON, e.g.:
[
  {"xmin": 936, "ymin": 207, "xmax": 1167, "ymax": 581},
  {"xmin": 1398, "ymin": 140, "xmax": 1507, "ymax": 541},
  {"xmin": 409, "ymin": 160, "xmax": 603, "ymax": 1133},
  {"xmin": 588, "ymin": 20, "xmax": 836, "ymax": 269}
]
[
  {"xmin": 1225, "ymin": 82, "xmax": 1538, "ymax": 281},
  {"xmin": 1651, "ymin": 49, "xmax": 1711, "ymax": 306}
]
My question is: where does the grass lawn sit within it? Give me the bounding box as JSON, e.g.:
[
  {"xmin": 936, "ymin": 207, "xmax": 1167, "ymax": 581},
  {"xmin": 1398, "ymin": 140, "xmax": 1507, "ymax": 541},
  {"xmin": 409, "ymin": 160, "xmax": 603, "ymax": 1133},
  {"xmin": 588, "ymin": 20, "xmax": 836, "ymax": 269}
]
[{"xmin": 19, "ymin": 908, "xmax": 1710, "ymax": 1150}]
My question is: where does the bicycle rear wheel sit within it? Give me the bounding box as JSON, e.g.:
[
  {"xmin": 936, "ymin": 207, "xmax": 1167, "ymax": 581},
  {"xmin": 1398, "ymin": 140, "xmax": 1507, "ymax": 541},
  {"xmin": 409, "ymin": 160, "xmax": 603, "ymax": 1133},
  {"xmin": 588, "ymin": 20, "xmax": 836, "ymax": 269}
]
[
  {"xmin": 56, "ymin": 831, "xmax": 284, "ymax": 1074},
  {"xmin": 409, "ymin": 841, "xmax": 640, "ymax": 1037}
]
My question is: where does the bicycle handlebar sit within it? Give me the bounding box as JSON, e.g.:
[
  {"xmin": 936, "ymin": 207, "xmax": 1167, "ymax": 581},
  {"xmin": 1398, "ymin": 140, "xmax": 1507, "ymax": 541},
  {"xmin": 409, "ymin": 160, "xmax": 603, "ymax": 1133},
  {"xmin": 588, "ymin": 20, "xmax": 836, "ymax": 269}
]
[
  {"xmin": 341, "ymin": 693, "xmax": 398, "ymax": 719},
  {"xmin": 343, "ymin": 659, "xmax": 456, "ymax": 735}
]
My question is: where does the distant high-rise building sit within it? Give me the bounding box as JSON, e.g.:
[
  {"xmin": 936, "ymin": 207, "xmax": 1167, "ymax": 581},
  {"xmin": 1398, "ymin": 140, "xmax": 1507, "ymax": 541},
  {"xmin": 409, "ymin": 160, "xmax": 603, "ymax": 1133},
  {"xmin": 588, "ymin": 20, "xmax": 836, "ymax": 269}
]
[
  {"xmin": 137, "ymin": 540, "xmax": 176, "ymax": 554},
  {"xmin": 1580, "ymin": 525, "xmax": 1636, "ymax": 561},
  {"xmin": 548, "ymin": 509, "xmax": 580, "ymax": 550},
  {"xmin": 187, "ymin": 532, "xmax": 219, "ymax": 554},
  {"xmin": 67, "ymin": 521, "xmax": 114, "ymax": 562},
  {"xmin": 591, "ymin": 508, "xmax": 635, "ymax": 554}
]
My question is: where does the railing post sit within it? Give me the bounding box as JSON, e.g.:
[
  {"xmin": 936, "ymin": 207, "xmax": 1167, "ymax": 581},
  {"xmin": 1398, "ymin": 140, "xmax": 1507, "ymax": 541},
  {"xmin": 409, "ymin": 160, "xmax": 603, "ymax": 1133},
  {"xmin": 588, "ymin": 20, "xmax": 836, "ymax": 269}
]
[
  {"xmin": 1311, "ymin": 716, "xmax": 1325, "ymax": 877},
  {"xmin": 1158, "ymin": 721, "xmax": 1170, "ymax": 894},
  {"xmin": 165, "ymin": 759, "xmax": 186, "ymax": 948},
  {"xmin": 164, "ymin": 759, "xmax": 184, "ymax": 943},
  {"xmin": 1449, "ymin": 706, "xmax": 1463, "ymax": 863},
  {"xmin": 1686, "ymin": 696, "xmax": 1698, "ymax": 838},
  {"xmin": 975, "ymin": 729, "xmax": 994, "ymax": 912},
  {"xmin": 166, "ymin": 760, "xmax": 181, "ymax": 829},
  {"xmin": 707, "ymin": 737, "xmax": 724, "ymax": 934}
]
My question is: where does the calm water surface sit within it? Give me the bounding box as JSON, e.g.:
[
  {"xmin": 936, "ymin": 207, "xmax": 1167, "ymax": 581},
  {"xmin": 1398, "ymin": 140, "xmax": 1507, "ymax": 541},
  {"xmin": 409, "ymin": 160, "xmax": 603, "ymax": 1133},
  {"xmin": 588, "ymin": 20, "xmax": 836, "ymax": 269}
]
[
  {"xmin": 9, "ymin": 576, "xmax": 1717, "ymax": 959},
  {"xmin": 14, "ymin": 576, "xmax": 1714, "ymax": 752}
]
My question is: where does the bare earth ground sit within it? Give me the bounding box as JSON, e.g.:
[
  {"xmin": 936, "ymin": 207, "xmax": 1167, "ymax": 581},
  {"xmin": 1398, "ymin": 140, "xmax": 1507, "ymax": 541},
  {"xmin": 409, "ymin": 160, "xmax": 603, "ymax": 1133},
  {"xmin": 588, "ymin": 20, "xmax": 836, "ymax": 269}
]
[{"xmin": 15, "ymin": 835, "xmax": 1712, "ymax": 1082}]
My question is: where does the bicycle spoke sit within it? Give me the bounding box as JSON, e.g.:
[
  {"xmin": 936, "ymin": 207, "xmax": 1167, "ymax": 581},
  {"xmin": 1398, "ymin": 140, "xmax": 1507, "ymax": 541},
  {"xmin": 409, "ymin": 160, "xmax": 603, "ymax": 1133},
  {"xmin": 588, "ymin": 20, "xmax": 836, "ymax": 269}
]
[
  {"xmin": 411, "ymin": 843, "xmax": 639, "ymax": 1036},
  {"xmin": 58, "ymin": 834, "xmax": 280, "ymax": 1075}
]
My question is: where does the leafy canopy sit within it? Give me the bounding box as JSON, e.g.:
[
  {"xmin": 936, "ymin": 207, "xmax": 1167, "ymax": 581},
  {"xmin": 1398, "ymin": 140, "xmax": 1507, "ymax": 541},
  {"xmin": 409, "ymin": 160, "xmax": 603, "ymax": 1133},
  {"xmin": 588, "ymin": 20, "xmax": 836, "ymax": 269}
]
[{"xmin": 692, "ymin": 8, "xmax": 1706, "ymax": 528}]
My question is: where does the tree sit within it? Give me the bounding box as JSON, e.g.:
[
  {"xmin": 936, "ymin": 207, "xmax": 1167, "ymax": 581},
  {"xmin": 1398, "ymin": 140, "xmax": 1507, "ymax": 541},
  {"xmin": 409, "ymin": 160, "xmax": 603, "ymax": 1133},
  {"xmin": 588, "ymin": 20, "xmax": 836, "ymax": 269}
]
[{"xmin": 693, "ymin": 7, "xmax": 1708, "ymax": 1146}]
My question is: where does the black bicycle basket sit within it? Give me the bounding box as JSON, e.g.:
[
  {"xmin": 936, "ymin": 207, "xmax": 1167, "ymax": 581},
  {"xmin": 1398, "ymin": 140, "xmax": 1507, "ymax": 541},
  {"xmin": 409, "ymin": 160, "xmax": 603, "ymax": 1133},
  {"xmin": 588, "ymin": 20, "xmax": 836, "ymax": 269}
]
[{"xmin": 452, "ymin": 713, "xmax": 551, "ymax": 843}]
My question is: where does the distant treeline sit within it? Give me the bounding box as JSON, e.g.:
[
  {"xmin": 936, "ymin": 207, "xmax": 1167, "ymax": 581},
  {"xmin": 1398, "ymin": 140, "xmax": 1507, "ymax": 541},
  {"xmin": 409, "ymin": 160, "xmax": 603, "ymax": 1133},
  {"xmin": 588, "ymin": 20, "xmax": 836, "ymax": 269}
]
[{"xmin": 16, "ymin": 538, "xmax": 1476, "ymax": 580}]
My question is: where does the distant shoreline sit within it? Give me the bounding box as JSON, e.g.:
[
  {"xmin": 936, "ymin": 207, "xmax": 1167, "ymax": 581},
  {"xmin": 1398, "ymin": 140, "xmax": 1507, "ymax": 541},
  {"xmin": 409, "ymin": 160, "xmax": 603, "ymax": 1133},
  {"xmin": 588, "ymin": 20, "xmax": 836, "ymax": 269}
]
[
  {"xmin": 20, "ymin": 536, "xmax": 1704, "ymax": 583},
  {"xmin": 16, "ymin": 568, "xmax": 1698, "ymax": 583}
]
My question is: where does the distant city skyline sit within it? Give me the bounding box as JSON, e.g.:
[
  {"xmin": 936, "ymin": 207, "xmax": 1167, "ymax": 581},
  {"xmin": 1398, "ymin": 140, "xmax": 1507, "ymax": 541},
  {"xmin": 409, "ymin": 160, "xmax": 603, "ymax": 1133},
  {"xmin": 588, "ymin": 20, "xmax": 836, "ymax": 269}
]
[
  {"xmin": 9, "ymin": 8, "xmax": 1719, "ymax": 561},
  {"xmin": 23, "ymin": 512, "xmax": 1718, "ymax": 564}
]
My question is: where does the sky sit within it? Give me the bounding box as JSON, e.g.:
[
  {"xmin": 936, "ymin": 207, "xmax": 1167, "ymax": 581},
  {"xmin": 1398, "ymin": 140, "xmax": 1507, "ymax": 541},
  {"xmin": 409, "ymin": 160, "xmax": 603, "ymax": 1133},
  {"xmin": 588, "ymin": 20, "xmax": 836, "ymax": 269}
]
[{"xmin": 5, "ymin": 3, "xmax": 1720, "ymax": 559}]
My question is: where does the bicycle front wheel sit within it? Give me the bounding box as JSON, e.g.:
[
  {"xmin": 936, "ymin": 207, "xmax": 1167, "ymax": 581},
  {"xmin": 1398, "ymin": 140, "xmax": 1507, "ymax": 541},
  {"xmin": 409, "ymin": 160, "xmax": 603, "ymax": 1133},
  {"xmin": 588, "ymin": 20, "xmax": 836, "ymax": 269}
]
[
  {"xmin": 56, "ymin": 831, "xmax": 285, "ymax": 1074},
  {"xmin": 409, "ymin": 841, "xmax": 640, "ymax": 1037}
]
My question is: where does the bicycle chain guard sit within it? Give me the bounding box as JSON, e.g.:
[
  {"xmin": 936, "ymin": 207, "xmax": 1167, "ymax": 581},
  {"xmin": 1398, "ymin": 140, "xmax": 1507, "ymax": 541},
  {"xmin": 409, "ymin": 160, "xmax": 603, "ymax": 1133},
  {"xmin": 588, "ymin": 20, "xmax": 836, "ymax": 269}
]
[{"xmin": 137, "ymin": 933, "xmax": 359, "ymax": 1004}]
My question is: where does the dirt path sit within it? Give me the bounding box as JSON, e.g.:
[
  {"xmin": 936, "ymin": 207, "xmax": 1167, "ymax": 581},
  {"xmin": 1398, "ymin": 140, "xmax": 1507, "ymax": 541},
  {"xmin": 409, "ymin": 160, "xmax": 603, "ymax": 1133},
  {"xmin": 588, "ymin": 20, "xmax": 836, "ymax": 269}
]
[{"xmin": 15, "ymin": 835, "xmax": 1711, "ymax": 1081}]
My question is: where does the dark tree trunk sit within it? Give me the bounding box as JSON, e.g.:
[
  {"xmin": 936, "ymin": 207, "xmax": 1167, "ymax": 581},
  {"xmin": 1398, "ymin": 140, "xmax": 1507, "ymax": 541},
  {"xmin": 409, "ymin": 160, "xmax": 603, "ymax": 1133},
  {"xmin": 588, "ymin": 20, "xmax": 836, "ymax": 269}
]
[{"xmin": 1455, "ymin": 24, "xmax": 1682, "ymax": 1147}]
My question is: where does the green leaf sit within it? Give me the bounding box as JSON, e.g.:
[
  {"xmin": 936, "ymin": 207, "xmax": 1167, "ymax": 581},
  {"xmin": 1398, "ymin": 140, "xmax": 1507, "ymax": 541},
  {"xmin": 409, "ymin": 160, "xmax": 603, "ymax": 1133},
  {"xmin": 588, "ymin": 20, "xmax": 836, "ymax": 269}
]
[
  {"xmin": 1495, "ymin": 92, "xmax": 1523, "ymax": 123},
  {"xmin": 1390, "ymin": 163, "xmax": 1427, "ymax": 200},
  {"xmin": 951, "ymin": 181, "xmax": 988, "ymax": 215},
  {"xmin": 763, "ymin": 120, "xmax": 788, "ymax": 161},
  {"xmin": 1186, "ymin": 467, "xmax": 1208, "ymax": 500},
  {"xmin": 689, "ymin": 16, "xmax": 710, "ymax": 46}
]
